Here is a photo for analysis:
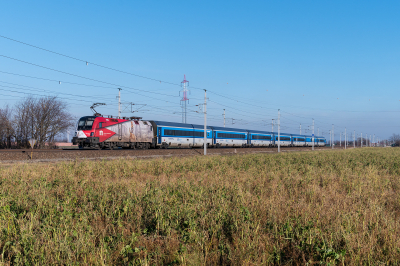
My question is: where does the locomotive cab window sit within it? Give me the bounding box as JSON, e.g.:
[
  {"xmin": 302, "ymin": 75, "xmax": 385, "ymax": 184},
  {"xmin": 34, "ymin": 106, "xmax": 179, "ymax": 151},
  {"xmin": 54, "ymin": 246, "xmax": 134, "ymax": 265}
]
[
  {"xmin": 99, "ymin": 122, "xmax": 103, "ymax": 128},
  {"xmin": 77, "ymin": 117, "xmax": 95, "ymax": 131}
]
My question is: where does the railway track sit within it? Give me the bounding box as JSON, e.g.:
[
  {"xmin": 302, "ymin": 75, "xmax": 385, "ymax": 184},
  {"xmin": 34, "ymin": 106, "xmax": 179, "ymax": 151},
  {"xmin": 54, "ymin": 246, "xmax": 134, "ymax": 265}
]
[{"xmin": 0, "ymin": 146, "xmax": 344, "ymax": 164}]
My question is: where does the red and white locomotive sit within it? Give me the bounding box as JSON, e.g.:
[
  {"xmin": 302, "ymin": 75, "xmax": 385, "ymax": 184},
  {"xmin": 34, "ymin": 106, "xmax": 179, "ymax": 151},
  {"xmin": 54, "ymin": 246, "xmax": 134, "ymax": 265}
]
[{"xmin": 72, "ymin": 115, "xmax": 156, "ymax": 149}]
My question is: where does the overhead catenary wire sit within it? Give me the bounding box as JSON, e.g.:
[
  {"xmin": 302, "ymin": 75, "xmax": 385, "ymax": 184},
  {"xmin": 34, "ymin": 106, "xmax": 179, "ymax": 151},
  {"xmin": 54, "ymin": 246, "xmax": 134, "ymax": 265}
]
[
  {"xmin": 0, "ymin": 35, "xmax": 389, "ymax": 139},
  {"xmin": 2, "ymin": 35, "xmax": 386, "ymax": 114}
]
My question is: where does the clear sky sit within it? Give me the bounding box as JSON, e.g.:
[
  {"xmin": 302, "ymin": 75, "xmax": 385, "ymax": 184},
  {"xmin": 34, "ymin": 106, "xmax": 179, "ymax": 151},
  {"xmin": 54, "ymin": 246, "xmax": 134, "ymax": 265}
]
[{"xmin": 1, "ymin": 1, "xmax": 399, "ymax": 140}]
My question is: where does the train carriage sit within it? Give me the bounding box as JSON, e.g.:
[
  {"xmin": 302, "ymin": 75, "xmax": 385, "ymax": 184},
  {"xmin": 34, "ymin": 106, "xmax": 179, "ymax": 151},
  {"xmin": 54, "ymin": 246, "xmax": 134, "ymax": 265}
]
[
  {"xmin": 275, "ymin": 133, "xmax": 292, "ymax": 147},
  {"xmin": 212, "ymin": 127, "xmax": 248, "ymax": 148},
  {"xmin": 304, "ymin": 135, "xmax": 313, "ymax": 147},
  {"xmin": 291, "ymin": 135, "xmax": 306, "ymax": 147},
  {"xmin": 152, "ymin": 121, "xmax": 212, "ymax": 148},
  {"xmin": 315, "ymin": 137, "xmax": 326, "ymax": 146},
  {"xmin": 248, "ymin": 130, "xmax": 274, "ymax": 147}
]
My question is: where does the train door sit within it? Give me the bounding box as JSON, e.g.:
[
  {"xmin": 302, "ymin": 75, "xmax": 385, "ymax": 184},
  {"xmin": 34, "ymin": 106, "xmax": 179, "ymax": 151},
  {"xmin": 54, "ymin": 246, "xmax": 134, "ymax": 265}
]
[
  {"xmin": 192, "ymin": 129, "xmax": 195, "ymax": 147},
  {"xmin": 158, "ymin": 127, "xmax": 162, "ymax": 144},
  {"xmin": 118, "ymin": 122, "xmax": 122, "ymax": 140},
  {"xmin": 213, "ymin": 131, "xmax": 216, "ymax": 145}
]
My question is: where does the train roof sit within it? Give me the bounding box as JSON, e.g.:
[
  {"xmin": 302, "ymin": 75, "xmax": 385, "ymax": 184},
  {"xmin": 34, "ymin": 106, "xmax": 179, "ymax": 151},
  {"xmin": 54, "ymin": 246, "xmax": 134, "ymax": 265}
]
[
  {"xmin": 247, "ymin": 130, "xmax": 274, "ymax": 134},
  {"xmin": 150, "ymin": 121, "xmax": 327, "ymax": 138},
  {"xmin": 151, "ymin": 121, "xmax": 212, "ymax": 129},
  {"xmin": 192, "ymin": 124, "xmax": 212, "ymax": 130},
  {"xmin": 271, "ymin": 132, "xmax": 292, "ymax": 136},
  {"xmin": 303, "ymin": 135, "xmax": 325, "ymax": 138},
  {"xmin": 151, "ymin": 121, "xmax": 190, "ymax": 127},
  {"xmin": 210, "ymin": 126, "xmax": 248, "ymax": 133}
]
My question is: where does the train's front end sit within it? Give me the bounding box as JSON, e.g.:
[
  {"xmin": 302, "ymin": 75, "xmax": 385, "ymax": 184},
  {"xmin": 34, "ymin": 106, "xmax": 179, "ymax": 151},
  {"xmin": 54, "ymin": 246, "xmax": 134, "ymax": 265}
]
[{"xmin": 72, "ymin": 116, "xmax": 97, "ymax": 148}]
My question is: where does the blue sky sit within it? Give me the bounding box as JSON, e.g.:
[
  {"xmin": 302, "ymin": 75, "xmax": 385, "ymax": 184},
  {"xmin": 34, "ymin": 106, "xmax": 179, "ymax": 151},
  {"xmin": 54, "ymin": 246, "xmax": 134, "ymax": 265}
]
[{"xmin": 0, "ymin": 1, "xmax": 399, "ymax": 140}]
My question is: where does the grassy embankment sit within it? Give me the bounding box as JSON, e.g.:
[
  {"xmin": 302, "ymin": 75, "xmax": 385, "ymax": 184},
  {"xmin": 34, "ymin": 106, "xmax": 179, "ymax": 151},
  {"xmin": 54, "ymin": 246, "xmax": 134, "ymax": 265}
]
[{"xmin": 0, "ymin": 148, "xmax": 400, "ymax": 265}]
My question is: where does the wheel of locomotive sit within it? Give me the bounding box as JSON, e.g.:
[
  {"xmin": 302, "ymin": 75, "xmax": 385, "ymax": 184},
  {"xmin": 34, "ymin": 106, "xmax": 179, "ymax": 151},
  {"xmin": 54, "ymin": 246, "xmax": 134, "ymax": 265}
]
[{"xmin": 78, "ymin": 145, "xmax": 83, "ymax": 149}]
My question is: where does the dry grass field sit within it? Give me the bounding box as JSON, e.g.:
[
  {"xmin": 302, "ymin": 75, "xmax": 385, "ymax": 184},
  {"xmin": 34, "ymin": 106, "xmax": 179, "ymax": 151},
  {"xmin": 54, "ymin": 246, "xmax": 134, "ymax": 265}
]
[{"xmin": 0, "ymin": 148, "xmax": 399, "ymax": 265}]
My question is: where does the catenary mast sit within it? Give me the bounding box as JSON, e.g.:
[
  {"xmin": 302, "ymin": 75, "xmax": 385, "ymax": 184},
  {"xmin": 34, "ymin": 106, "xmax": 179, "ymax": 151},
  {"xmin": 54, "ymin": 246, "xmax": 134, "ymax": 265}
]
[{"xmin": 180, "ymin": 75, "xmax": 189, "ymax": 123}]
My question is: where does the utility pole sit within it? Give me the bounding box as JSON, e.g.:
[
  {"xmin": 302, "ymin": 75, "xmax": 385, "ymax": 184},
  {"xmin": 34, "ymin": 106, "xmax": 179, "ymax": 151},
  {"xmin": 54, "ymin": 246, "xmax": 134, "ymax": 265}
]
[
  {"xmin": 361, "ymin": 133, "xmax": 363, "ymax": 148},
  {"xmin": 300, "ymin": 124, "xmax": 301, "ymax": 134},
  {"xmin": 312, "ymin": 119, "xmax": 315, "ymax": 151},
  {"xmin": 373, "ymin": 134, "xmax": 375, "ymax": 147},
  {"xmin": 278, "ymin": 109, "xmax": 281, "ymax": 153},
  {"xmin": 329, "ymin": 130, "xmax": 331, "ymax": 146},
  {"xmin": 223, "ymin": 109, "xmax": 226, "ymax": 127},
  {"xmin": 204, "ymin": 89, "xmax": 207, "ymax": 155},
  {"xmin": 272, "ymin": 119, "xmax": 274, "ymax": 132},
  {"xmin": 345, "ymin": 128, "xmax": 347, "ymax": 149},
  {"xmin": 332, "ymin": 124, "xmax": 334, "ymax": 149},
  {"xmin": 118, "ymin": 88, "xmax": 122, "ymax": 119},
  {"xmin": 370, "ymin": 135, "xmax": 372, "ymax": 147}
]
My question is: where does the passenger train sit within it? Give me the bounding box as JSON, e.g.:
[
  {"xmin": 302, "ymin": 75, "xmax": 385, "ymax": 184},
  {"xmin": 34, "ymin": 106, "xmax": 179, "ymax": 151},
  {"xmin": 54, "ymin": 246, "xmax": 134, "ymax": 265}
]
[{"xmin": 72, "ymin": 115, "xmax": 326, "ymax": 149}]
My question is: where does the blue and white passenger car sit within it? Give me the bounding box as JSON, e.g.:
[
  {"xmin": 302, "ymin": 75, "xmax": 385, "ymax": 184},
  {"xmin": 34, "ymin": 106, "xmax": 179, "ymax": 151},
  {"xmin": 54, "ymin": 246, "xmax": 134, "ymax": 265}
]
[
  {"xmin": 315, "ymin": 137, "xmax": 326, "ymax": 146},
  {"xmin": 212, "ymin": 126, "xmax": 248, "ymax": 147},
  {"xmin": 291, "ymin": 135, "xmax": 306, "ymax": 147},
  {"xmin": 152, "ymin": 121, "xmax": 212, "ymax": 148},
  {"xmin": 275, "ymin": 133, "xmax": 292, "ymax": 147},
  {"xmin": 248, "ymin": 130, "xmax": 274, "ymax": 147}
]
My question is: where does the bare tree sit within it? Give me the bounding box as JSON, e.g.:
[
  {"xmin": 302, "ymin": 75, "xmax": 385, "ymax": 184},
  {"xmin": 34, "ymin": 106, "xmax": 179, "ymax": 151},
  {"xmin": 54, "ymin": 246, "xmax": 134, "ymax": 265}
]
[
  {"xmin": 14, "ymin": 97, "xmax": 35, "ymax": 148},
  {"xmin": 0, "ymin": 105, "xmax": 14, "ymax": 148},
  {"xmin": 388, "ymin": 134, "xmax": 400, "ymax": 146},
  {"xmin": 12, "ymin": 97, "xmax": 75, "ymax": 149}
]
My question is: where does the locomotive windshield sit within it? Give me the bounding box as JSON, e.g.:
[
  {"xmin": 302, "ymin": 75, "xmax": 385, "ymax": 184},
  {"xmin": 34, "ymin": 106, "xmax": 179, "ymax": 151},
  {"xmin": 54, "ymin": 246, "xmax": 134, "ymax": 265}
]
[{"xmin": 77, "ymin": 116, "xmax": 96, "ymax": 130}]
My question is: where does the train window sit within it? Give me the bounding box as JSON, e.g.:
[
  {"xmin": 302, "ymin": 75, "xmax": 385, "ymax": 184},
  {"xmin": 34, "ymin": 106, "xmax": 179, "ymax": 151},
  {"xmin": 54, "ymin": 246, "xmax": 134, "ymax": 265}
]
[
  {"xmin": 193, "ymin": 131, "xmax": 204, "ymax": 137},
  {"xmin": 99, "ymin": 122, "xmax": 103, "ymax": 128},
  {"xmin": 77, "ymin": 117, "xmax": 95, "ymax": 130},
  {"xmin": 134, "ymin": 121, "xmax": 139, "ymax": 125},
  {"xmin": 150, "ymin": 126, "xmax": 153, "ymax": 131},
  {"xmin": 143, "ymin": 122, "xmax": 148, "ymax": 125},
  {"xmin": 252, "ymin": 135, "xmax": 271, "ymax": 140},
  {"xmin": 218, "ymin": 133, "xmax": 245, "ymax": 139},
  {"xmin": 276, "ymin": 136, "xmax": 290, "ymax": 141},
  {"xmin": 164, "ymin": 129, "xmax": 193, "ymax": 137}
]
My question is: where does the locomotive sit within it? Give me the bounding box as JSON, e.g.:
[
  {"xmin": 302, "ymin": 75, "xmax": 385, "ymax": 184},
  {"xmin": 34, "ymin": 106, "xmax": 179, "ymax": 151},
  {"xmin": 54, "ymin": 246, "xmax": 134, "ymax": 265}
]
[{"xmin": 72, "ymin": 115, "xmax": 326, "ymax": 149}]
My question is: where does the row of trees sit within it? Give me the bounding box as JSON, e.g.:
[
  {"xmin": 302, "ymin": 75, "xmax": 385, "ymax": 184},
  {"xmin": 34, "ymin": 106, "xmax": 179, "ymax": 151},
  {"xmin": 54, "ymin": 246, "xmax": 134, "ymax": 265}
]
[
  {"xmin": 0, "ymin": 97, "xmax": 75, "ymax": 149},
  {"xmin": 388, "ymin": 134, "xmax": 400, "ymax": 146}
]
